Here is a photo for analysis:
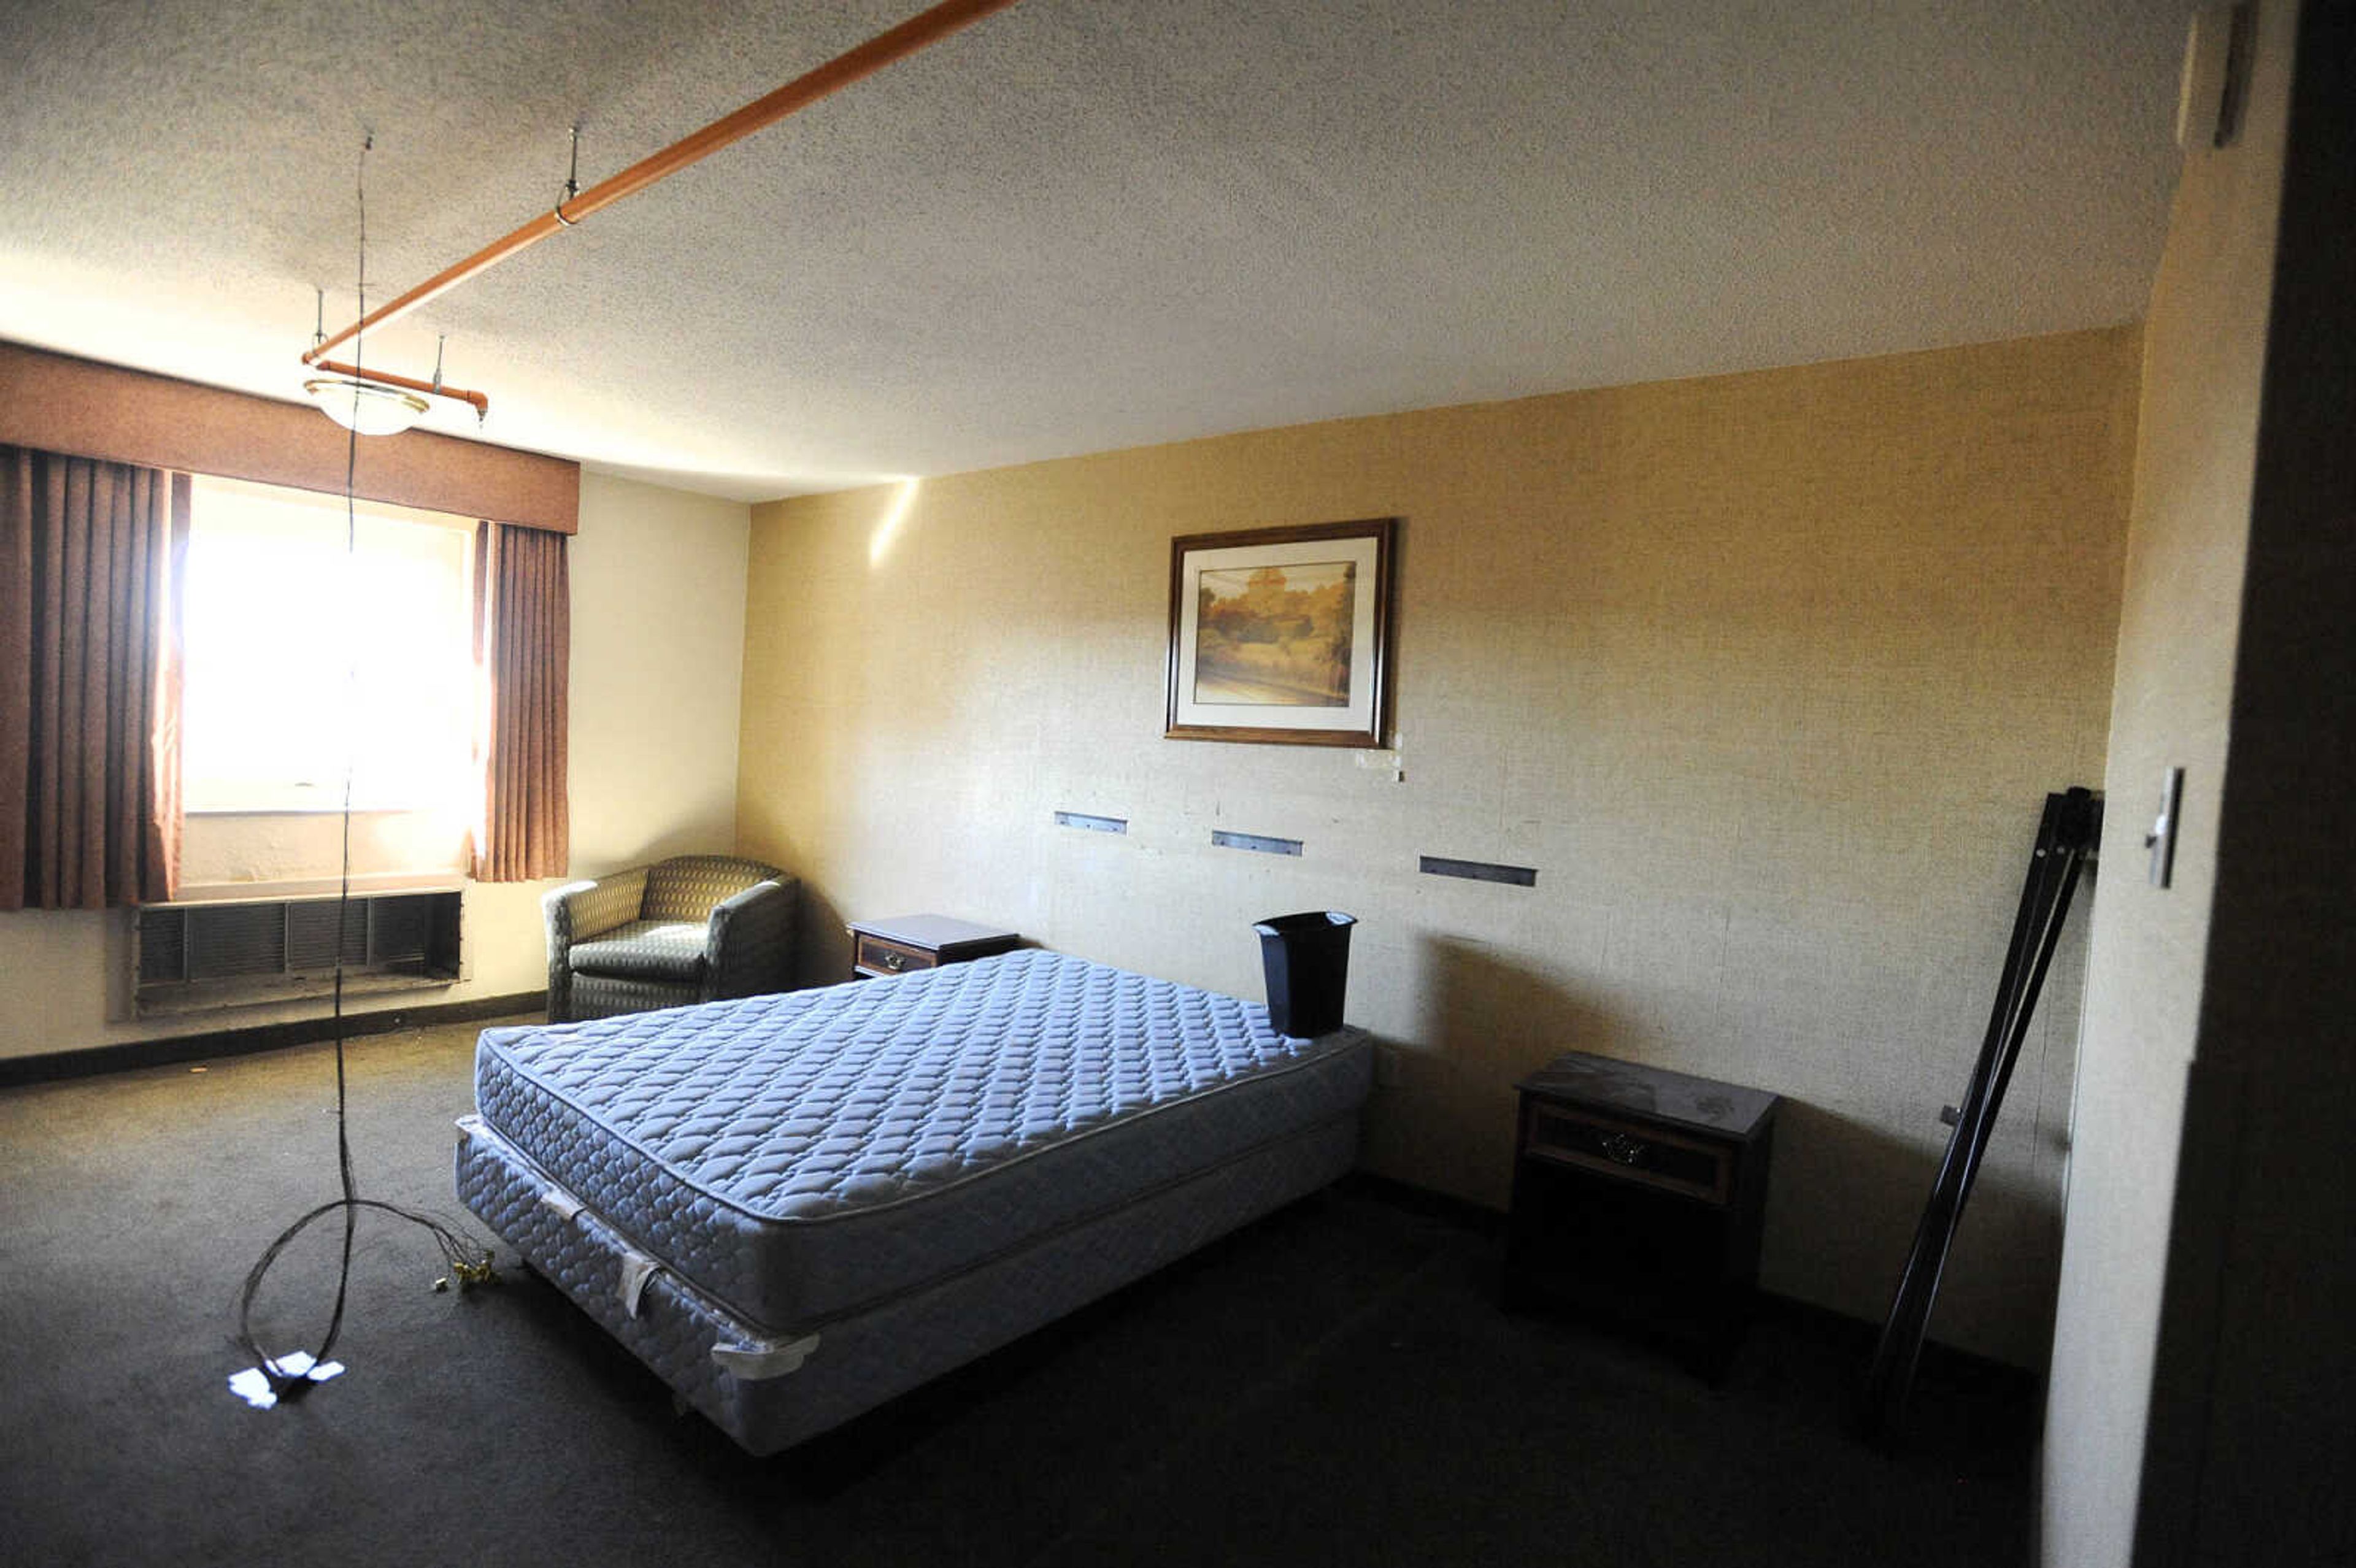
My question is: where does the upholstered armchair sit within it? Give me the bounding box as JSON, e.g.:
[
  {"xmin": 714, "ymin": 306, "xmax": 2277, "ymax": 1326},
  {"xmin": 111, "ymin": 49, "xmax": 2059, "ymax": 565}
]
[{"xmin": 543, "ymin": 855, "xmax": 799, "ymax": 1023}]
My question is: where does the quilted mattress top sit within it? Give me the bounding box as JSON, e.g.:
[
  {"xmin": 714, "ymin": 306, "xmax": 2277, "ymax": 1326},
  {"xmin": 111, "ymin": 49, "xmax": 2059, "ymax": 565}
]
[{"xmin": 475, "ymin": 948, "xmax": 1361, "ymax": 1226}]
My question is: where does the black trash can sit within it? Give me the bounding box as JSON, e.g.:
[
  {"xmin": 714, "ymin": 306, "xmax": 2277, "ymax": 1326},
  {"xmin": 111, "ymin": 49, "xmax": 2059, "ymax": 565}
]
[{"xmin": 1253, "ymin": 911, "xmax": 1357, "ymax": 1037}]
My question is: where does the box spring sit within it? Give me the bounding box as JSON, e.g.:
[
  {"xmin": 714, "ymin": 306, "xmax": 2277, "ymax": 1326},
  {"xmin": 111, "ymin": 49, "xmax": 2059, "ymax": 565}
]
[{"xmin": 458, "ymin": 950, "xmax": 1372, "ymax": 1452}]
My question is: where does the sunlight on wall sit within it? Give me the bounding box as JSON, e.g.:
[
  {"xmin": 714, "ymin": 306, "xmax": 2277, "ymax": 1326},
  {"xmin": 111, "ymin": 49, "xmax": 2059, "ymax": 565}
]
[{"xmin": 867, "ymin": 477, "xmax": 922, "ymax": 567}]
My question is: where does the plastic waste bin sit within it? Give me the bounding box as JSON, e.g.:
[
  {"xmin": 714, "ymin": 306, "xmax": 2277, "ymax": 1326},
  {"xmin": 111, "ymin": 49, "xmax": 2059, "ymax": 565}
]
[{"xmin": 1253, "ymin": 911, "xmax": 1357, "ymax": 1037}]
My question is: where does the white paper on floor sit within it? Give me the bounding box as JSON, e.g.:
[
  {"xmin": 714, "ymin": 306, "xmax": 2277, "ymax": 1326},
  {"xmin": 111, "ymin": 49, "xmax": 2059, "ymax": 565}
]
[{"xmin": 228, "ymin": 1351, "xmax": 347, "ymax": 1409}]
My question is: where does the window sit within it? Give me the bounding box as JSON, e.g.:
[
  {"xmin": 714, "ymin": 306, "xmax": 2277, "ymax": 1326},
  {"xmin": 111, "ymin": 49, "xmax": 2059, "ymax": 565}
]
[{"xmin": 182, "ymin": 476, "xmax": 477, "ymax": 814}]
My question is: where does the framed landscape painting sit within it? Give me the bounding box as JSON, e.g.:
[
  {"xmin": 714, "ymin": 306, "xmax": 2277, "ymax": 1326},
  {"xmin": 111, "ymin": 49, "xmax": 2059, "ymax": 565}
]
[{"xmin": 1165, "ymin": 517, "xmax": 1396, "ymax": 747}]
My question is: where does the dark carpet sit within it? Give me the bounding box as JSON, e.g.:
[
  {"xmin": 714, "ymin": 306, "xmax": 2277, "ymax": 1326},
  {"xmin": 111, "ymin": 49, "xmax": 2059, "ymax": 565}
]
[{"xmin": 0, "ymin": 1020, "xmax": 2036, "ymax": 1567}]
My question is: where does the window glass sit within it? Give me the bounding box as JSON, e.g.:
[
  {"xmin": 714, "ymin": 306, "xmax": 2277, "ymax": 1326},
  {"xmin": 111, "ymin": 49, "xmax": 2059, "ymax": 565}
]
[{"xmin": 183, "ymin": 477, "xmax": 476, "ymax": 813}]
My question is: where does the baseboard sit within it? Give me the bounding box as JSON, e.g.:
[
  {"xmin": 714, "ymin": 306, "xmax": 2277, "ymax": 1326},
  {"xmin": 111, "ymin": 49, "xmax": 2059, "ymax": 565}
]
[{"xmin": 0, "ymin": 991, "xmax": 546, "ymax": 1087}]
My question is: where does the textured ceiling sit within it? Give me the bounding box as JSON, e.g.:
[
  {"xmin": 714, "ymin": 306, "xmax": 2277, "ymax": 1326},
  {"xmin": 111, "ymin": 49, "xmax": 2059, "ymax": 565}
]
[{"xmin": 0, "ymin": 1, "xmax": 2185, "ymax": 501}]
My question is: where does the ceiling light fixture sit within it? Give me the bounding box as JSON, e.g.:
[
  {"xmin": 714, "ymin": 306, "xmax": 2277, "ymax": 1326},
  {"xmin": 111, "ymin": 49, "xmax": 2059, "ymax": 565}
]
[
  {"xmin": 301, "ymin": 323, "xmax": 457, "ymax": 437},
  {"xmin": 303, "ymin": 374, "xmax": 431, "ymax": 436}
]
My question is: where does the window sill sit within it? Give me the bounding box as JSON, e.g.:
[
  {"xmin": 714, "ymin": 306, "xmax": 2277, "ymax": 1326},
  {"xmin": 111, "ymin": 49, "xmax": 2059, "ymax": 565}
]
[
  {"xmin": 168, "ymin": 874, "xmax": 467, "ymax": 904},
  {"xmin": 184, "ymin": 804, "xmax": 455, "ymax": 817}
]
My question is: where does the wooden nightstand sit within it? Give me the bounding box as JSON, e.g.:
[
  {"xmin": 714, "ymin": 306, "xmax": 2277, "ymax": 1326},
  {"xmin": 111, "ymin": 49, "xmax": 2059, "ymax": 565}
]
[
  {"xmin": 1503, "ymin": 1051, "xmax": 1780, "ymax": 1377},
  {"xmin": 846, "ymin": 915, "xmax": 1020, "ymax": 981}
]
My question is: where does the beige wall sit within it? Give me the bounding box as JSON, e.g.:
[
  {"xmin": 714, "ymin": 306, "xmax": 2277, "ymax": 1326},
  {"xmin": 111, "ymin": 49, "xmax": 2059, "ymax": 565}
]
[
  {"xmin": 741, "ymin": 328, "xmax": 2138, "ymax": 1366},
  {"xmin": 566, "ymin": 472, "xmax": 750, "ymax": 874},
  {"xmin": 0, "ymin": 471, "xmax": 749, "ymax": 1058},
  {"xmin": 2048, "ymin": 4, "xmax": 2356, "ymax": 1562},
  {"xmin": 2037, "ymin": 3, "xmax": 2295, "ymax": 1562}
]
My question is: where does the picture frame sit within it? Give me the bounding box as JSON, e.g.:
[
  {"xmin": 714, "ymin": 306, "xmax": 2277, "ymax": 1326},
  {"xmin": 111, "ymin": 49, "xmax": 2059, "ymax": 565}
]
[{"xmin": 1165, "ymin": 517, "xmax": 1396, "ymax": 747}]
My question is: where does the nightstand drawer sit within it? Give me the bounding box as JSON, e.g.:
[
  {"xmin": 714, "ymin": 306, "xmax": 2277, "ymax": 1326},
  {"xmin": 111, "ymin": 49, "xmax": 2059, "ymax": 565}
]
[
  {"xmin": 853, "ymin": 932, "xmax": 938, "ymax": 978},
  {"xmin": 1522, "ymin": 1102, "xmax": 1732, "ymax": 1205},
  {"xmin": 847, "ymin": 915, "xmax": 1022, "ymax": 982}
]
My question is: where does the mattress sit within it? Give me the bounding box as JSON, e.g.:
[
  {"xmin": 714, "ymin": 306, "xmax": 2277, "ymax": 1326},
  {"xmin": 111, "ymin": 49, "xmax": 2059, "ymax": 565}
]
[{"xmin": 472, "ymin": 949, "xmax": 1373, "ymax": 1333}]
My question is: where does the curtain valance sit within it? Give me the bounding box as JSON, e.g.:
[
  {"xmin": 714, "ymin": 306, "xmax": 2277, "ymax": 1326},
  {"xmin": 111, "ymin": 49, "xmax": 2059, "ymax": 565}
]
[{"xmin": 0, "ymin": 340, "xmax": 577, "ymax": 534}]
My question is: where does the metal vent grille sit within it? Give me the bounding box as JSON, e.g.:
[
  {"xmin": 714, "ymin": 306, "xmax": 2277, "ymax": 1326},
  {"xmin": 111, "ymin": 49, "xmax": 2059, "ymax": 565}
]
[
  {"xmin": 135, "ymin": 891, "xmax": 461, "ymax": 1008},
  {"xmin": 367, "ymin": 895, "xmax": 438, "ymax": 963},
  {"xmin": 136, "ymin": 908, "xmax": 187, "ymax": 985},
  {"xmin": 188, "ymin": 904, "xmax": 288, "ymax": 980},
  {"xmin": 285, "ymin": 901, "xmax": 368, "ymax": 972}
]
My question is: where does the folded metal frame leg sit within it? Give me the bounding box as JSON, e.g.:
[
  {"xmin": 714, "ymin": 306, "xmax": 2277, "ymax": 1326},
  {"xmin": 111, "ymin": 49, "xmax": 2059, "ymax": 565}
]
[{"xmin": 1858, "ymin": 786, "xmax": 2101, "ymax": 1446}]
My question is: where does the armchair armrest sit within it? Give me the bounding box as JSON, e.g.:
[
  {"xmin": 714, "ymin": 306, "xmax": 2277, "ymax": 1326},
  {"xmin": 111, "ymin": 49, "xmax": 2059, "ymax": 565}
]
[
  {"xmin": 544, "ymin": 867, "xmax": 650, "ymax": 1021},
  {"xmin": 703, "ymin": 876, "xmax": 799, "ymax": 1002},
  {"xmin": 546, "ymin": 869, "xmax": 648, "ymax": 950}
]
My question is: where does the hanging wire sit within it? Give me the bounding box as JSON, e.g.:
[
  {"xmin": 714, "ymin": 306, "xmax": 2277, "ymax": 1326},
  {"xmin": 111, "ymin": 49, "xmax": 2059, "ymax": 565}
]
[{"xmin": 233, "ymin": 134, "xmax": 494, "ymax": 1399}]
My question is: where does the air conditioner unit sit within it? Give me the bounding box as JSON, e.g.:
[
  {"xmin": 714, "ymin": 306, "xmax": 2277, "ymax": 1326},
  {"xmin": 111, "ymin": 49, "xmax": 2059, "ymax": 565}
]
[{"xmin": 134, "ymin": 890, "xmax": 463, "ymax": 1017}]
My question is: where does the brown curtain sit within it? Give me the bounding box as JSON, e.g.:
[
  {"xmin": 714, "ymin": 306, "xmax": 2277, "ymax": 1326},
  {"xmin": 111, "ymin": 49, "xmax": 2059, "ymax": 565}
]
[
  {"xmin": 0, "ymin": 445, "xmax": 183, "ymax": 910},
  {"xmin": 471, "ymin": 520, "xmax": 569, "ymax": 882}
]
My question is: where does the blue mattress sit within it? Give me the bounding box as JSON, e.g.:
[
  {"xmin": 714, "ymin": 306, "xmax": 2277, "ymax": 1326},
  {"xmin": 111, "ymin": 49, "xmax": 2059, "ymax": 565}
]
[{"xmin": 472, "ymin": 950, "xmax": 1372, "ymax": 1332}]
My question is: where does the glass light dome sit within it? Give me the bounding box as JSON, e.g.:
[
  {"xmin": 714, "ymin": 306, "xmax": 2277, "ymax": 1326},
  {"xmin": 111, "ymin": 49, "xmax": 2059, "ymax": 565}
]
[{"xmin": 302, "ymin": 375, "xmax": 430, "ymax": 437}]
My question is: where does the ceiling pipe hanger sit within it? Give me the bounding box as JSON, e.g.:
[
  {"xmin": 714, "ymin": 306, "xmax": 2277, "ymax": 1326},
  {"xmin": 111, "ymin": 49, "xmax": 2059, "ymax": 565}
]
[{"xmin": 301, "ymin": 0, "xmax": 1024, "ymax": 428}]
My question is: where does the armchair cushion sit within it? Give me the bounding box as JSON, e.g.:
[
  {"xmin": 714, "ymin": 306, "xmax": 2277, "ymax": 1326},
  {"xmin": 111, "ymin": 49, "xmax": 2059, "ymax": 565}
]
[{"xmin": 567, "ymin": 920, "xmax": 710, "ymax": 984}]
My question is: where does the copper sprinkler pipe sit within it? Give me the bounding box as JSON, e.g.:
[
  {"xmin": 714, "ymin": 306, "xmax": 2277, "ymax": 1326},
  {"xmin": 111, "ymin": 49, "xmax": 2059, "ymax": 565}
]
[
  {"xmin": 310, "ymin": 358, "xmax": 491, "ymax": 417},
  {"xmin": 301, "ymin": 0, "xmax": 1025, "ymax": 415}
]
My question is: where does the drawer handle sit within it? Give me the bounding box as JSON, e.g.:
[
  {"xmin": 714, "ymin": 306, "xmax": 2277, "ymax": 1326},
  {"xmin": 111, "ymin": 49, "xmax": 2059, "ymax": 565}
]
[
  {"xmin": 1598, "ymin": 1131, "xmax": 1647, "ymax": 1166},
  {"xmin": 880, "ymin": 950, "xmax": 907, "ymax": 971}
]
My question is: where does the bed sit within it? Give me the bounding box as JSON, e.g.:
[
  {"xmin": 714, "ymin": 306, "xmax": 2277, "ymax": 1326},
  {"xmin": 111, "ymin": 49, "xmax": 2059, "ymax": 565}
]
[{"xmin": 455, "ymin": 948, "xmax": 1372, "ymax": 1454}]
